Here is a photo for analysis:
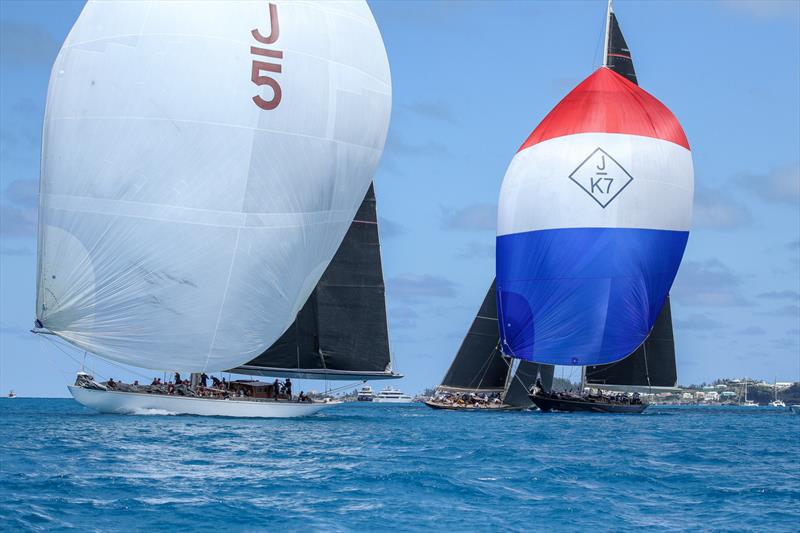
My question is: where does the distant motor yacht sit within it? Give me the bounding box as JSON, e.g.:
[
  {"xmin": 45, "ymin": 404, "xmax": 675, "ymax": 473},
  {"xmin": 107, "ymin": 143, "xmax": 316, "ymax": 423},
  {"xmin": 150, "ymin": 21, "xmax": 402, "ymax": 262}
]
[
  {"xmin": 372, "ymin": 386, "xmax": 413, "ymax": 404},
  {"xmin": 357, "ymin": 385, "xmax": 374, "ymax": 402},
  {"xmin": 7, "ymin": 390, "xmax": 16, "ymax": 399}
]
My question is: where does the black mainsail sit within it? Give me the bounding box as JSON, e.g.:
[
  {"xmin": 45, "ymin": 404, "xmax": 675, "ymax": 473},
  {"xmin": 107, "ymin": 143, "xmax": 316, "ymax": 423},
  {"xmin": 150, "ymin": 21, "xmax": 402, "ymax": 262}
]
[
  {"xmin": 584, "ymin": 296, "xmax": 678, "ymax": 392},
  {"xmin": 603, "ymin": 0, "xmax": 637, "ymax": 84},
  {"xmin": 232, "ymin": 184, "xmax": 399, "ymax": 380},
  {"xmin": 436, "ymin": 280, "xmax": 554, "ymax": 407},
  {"xmin": 439, "ymin": 281, "xmax": 508, "ymax": 392}
]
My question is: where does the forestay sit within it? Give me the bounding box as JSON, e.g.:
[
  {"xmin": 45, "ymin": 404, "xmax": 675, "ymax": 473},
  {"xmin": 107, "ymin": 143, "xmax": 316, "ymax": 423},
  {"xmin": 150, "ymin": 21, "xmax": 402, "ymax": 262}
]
[{"xmin": 36, "ymin": 1, "xmax": 392, "ymax": 371}]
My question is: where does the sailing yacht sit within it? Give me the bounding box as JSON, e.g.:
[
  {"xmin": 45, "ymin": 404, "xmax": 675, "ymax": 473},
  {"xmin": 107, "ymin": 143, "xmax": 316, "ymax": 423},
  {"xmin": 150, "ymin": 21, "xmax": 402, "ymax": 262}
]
[
  {"xmin": 769, "ymin": 380, "xmax": 786, "ymax": 408},
  {"xmin": 498, "ymin": 0, "xmax": 693, "ymax": 413},
  {"xmin": 33, "ymin": 1, "xmax": 394, "ymax": 418},
  {"xmin": 424, "ymin": 281, "xmax": 555, "ymax": 411},
  {"xmin": 740, "ymin": 380, "xmax": 759, "ymax": 407},
  {"xmin": 65, "ymin": 184, "xmax": 399, "ymax": 417}
]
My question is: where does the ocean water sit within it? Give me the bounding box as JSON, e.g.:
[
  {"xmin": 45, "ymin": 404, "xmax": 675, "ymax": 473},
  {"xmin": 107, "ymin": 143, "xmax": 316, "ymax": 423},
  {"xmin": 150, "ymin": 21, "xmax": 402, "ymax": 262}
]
[{"xmin": 1, "ymin": 399, "xmax": 798, "ymax": 532}]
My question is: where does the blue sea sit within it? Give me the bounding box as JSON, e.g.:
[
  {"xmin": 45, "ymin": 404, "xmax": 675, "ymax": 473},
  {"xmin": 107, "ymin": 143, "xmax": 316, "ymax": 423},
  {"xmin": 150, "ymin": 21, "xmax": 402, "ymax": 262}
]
[{"xmin": 1, "ymin": 399, "xmax": 798, "ymax": 532}]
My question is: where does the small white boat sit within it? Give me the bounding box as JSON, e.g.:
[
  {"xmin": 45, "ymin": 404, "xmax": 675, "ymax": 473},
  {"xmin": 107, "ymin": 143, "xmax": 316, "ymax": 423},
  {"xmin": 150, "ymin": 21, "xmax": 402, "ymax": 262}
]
[
  {"xmin": 740, "ymin": 379, "xmax": 758, "ymax": 407},
  {"xmin": 769, "ymin": 379, "xmax": 785, "ymax": 408},
  {"xmin": 357, "ymin": 385, "xmax": 374, "ymax": 402},
  {"xmin": 372, "ymin": 386, "xmax": 413, "ymax": 404},
  {"xmin": 7, "ymin": 390, "xmax": 16, "ymax": 398}
]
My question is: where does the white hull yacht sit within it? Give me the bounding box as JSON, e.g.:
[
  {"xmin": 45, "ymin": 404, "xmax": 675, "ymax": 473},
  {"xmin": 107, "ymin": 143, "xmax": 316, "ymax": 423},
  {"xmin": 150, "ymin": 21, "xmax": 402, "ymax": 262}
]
[
  {"xmin": 69, "ymin": 386, "xmax": 337, "ymax": 418},
  {"xmin": 372, "ymin": 386, "xmax": 413, "ymax": 404},
  {"xmin": 68, "ymin": 374, "xmax": 339, "ymax": 418}
]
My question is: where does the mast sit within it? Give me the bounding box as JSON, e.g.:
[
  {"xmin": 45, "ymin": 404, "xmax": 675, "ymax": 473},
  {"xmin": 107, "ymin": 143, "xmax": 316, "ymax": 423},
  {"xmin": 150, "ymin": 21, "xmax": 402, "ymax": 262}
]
[
  {"xmin": 601, "ymin": 0, "xmax": 638, "ymax": 84},
  {"xmin": 603, "ymin": 0, "xmax": 613, "ymax": 67},
  {"xmin": 502, "ymin": 358, "xmax": 520, "ymax": 398}
]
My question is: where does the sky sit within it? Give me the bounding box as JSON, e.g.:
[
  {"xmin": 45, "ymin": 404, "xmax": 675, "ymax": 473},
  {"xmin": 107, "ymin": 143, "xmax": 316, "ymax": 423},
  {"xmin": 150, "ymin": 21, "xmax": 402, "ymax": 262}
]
[{"xmin": 1, "ymin": 0, "xmax": 799, "ymax": 397}]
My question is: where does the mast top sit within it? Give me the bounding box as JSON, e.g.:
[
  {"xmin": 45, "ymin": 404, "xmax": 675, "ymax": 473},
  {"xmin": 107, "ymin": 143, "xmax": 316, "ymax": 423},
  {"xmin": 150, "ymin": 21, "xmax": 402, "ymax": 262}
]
[{"xmin": 603, "ymin": 0, "xmax": 613, "ymax": 67}]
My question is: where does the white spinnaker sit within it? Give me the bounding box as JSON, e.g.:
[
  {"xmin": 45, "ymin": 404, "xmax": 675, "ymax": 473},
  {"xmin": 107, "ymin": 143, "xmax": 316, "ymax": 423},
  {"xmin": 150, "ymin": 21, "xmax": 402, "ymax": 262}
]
[{"xmin": 36, "ymin": 1, "xmax": 392, "ymax": 372}]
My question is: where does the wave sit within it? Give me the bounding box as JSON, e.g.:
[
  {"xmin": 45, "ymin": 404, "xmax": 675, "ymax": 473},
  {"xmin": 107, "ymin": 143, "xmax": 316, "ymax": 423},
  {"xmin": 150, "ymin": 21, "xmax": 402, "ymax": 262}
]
[{"xmin": 128, "ymin": 407, "xmax": 177, "ymax": 416}]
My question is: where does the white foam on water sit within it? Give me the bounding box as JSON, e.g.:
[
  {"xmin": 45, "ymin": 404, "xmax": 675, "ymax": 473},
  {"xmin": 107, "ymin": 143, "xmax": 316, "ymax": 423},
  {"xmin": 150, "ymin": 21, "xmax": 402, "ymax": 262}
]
[{"xmin": 128, "ymin": 408, "xmax": 177, "ymax": 416}]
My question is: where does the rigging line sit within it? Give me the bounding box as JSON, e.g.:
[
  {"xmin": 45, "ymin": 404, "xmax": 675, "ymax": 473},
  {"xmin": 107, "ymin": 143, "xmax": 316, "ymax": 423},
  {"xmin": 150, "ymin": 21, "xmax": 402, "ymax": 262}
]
[
  {"xmin": 642, "ymin": 340, "xmax": 652, "ymax": 395},
  {"xmin": 503, "ymin": 358, "xmax": 538, "ymax": 395},
  {"xmin": 41, "ymin": 334, "xmax": 152, "ymax": 380},
  {"xmin": 495, "ymin": 287, "xmax": 518, "ymax": 359},
  {"xmin": 458, "ymin": 343, "xmax": 499, "ymax": 393},
  {"xmin": 41, "ymin": 334, "xmax": 103, "ymax": 379},
  {"xmin": 592, "ymin": 1, "xmax": 607, "ymax": 71},
  {"xmin": 319, "ymin": 380, "xmax": 362, "ymax": 395},
  {"xmin": 35, "ymin": 335, "xmax": 77, "ymax": 381},
  {"xmin": 470, "ymin": 342, "xmax": 503, "ymax": 392}
]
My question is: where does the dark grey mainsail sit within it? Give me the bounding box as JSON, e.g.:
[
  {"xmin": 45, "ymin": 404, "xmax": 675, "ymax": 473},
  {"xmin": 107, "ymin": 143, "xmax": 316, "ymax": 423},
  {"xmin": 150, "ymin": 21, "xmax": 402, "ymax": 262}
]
[
  {"xmin": 604, "ymin": 2, "xmax": 637, "ymax": 84},
  {"xmin": 584, "ymin": 296, "xmax": 678, "ymax": 392},
  {"xmin": 232, "ymin": 184, "xmax": 399, "ymax": 380},
  {"xmin": 439, "ymin": 281, "xmax": 508, "ymax": 392},
  {"xmin": 503, "ymin": 361, "xmax": 554, "ymax": 408},
  {"xmin": 437, "ymin": 280, "xmax": 555, "ymax": 403}
]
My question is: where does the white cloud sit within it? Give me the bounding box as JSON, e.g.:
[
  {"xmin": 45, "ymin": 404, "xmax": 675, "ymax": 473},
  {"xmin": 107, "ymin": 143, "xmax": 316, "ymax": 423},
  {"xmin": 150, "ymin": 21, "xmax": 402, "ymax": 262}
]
[
  {"xmin": 672, "ymin": 259, "xmax": 750, "ymax": 307},
  {"xmin": 386, "ymin": 273, "xmax": 457, "ymax": 302},
  {"xmin": 693, "ymin": 185, "xmax": 751, "ymax": 230},
  {"xmin": 440, "ymin": 203, "xmax": 496, "ymax": 232},
  {"xmin": 736, "ymin": 163, "xmax": 800, "ymax": 205}
]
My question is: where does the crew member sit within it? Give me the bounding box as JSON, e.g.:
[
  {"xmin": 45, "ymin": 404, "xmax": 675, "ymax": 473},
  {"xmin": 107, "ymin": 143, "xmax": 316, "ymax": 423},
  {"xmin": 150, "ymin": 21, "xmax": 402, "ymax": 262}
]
[{"xmin": 273, "ymin": 378, "xmax": 281, "ymax": 400}]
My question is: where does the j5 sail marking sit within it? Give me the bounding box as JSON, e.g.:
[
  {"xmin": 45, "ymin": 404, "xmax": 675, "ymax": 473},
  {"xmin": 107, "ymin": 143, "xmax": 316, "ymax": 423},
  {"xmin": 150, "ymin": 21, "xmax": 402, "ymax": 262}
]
[{"xmin": 251, "ymin": 3, "xmax": 282, "ymax": 110}]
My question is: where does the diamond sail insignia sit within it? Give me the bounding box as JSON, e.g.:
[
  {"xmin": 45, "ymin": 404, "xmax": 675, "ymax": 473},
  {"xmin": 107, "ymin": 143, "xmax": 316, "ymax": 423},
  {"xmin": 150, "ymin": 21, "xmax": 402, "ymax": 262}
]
[
  {"xmin": 35, "ymin": 0, "xmax": 392, "ymax": 372},
  {"xmin": 496, "ymin": 38, "xmax": 693, "ymax": 365},
  {"xmin": 568, "ymin": 148, "xmax": 634, "ymax": 208},
  {"xmin": 231, "ymin": 184, "xmax": 398, "ymax": 381}
]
